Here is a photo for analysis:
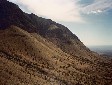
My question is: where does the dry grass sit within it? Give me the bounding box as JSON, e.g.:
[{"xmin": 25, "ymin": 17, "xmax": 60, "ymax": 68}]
[{"xmin": 0, "ymin": 25, "xmax": 112, "ymax": 85}]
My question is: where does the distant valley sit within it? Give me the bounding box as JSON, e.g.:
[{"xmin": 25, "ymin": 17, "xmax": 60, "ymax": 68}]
[{"xmin": 88, "ymin": 45, "xmax": 112, "ymax": 57}]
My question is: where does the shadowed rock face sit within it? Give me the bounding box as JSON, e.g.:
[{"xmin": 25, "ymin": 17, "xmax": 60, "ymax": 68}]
[
  {"xmin": 0, "ymin": 1, "xmax": 112, "ymax": 85},
  {"xmin": 0, "ymin": 0, "xmax": 88, "ymax": 58},
  {"xmin": 0, "ymin": 0, "xmax": 85, "ymax": 57}
]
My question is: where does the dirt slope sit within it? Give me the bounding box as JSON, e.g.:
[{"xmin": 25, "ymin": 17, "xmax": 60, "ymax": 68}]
[
  {"xmin": 0, "ymin": 0, "xmax": 112, "ymax": 85},
  {"xmin": 0, "ymin": 26, "xmax": 112, "ymax": 85}
]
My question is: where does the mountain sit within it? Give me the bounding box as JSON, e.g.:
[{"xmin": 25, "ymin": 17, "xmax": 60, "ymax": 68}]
[{"xmin": 0, "ymin": 0, "xmax": 112, "ymax": 85}]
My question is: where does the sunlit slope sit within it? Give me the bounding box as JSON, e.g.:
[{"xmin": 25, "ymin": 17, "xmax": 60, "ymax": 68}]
[
  {"xmin": 0, "ymin": 1, "xmax": 112, "ymax": 85},
  {"xmin": 0, "ymin": 26, "xmax": 112, "ymax": 85}
]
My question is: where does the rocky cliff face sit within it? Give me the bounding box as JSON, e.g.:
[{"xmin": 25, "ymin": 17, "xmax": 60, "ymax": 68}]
[{"xmin": 0, "ymin": 0, "xmax": 112, "ymax": 85}]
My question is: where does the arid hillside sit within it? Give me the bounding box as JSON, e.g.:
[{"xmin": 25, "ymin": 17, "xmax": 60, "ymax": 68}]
[{"xmin": 0, "ymin": 0, "xmax": 112, "ymax": 85}]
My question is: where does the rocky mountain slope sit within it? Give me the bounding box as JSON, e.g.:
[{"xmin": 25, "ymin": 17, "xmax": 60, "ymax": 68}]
[{"xmin": 0, "ymin": 0, "xmax": 112, "ymax": 85}]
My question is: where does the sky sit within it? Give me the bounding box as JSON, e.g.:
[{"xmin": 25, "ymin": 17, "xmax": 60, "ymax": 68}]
[{"xmin": 8, "ymin": 0, "xmax": 112, "ymax": 46}]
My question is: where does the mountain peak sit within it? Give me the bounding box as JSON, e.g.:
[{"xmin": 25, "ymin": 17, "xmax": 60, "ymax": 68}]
[{"xmin": 0, "ymin": 0, "xmax": 23, "ymax": 29}]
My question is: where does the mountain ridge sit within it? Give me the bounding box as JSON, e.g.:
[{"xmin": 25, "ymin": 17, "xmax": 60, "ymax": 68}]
[
  {"xmin": 0, "ymin": 1, "xmax": 112, "ymax": 85},
  {"xmin": 0, "ymin": 0, "xmax": 90, "ymax": 60}
]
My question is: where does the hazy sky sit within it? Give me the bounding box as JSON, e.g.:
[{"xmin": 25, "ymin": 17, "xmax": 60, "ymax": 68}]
[{"xmin": 8, "ymin": 0, "xmax": 112, "ymax": 46}]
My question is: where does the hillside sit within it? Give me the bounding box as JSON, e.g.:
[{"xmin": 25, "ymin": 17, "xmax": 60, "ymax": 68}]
[{"xmin": 0, "ymin": 0, "xmax": 112, "ymax": 85}]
